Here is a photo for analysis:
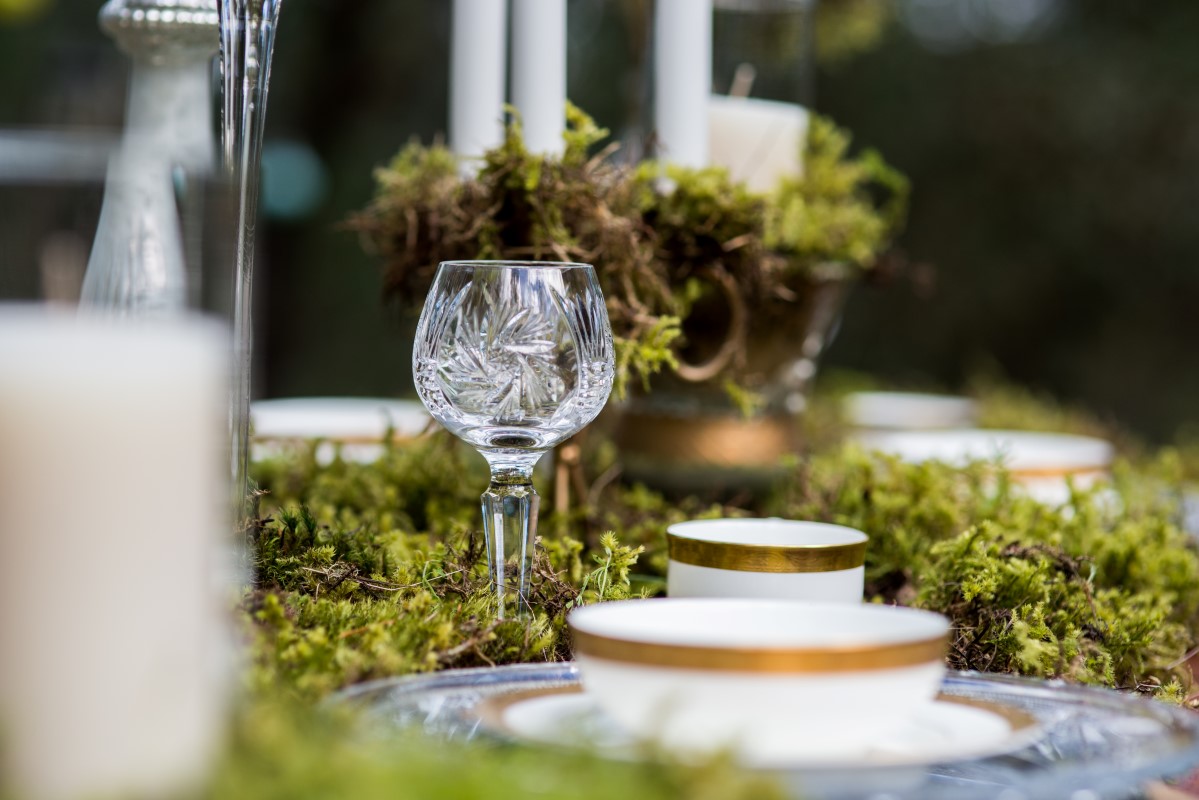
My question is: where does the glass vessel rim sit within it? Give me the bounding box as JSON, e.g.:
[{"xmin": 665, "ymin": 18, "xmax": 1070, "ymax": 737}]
[{"xmin": 438, "ymin": 260, "xmax": 595, "ymax": 271}]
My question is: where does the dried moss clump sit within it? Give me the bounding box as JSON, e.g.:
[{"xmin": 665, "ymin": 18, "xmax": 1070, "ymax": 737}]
[
  {"xmin": 350, "ymin": 107, "xmax": 906, "ymax": 396},
  {"xmin": 351, "ymin": 108, "xmax": 679, "ymax": 398}
]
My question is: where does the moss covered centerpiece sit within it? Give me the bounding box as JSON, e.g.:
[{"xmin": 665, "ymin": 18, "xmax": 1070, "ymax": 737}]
[{"xmin": 351, "ymin": 106, "xmax": 907, "ymax": 491}]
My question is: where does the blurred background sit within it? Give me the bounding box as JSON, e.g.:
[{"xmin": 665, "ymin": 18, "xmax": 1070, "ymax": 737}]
[{"xmin": 1, "ymin": 0, "xmax": 1196, "ymax": 441}]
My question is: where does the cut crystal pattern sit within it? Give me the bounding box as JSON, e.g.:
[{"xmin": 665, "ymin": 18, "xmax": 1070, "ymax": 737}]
[
  {"xmin": 436, "ymin": 295, "xmax": 575, "ymax": 424},
  {"xmin": 413, "ymin": 264, "xmax": 614, "ymax": 454}
]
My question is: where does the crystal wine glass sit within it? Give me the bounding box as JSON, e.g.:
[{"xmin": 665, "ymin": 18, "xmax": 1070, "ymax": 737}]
[{"xmin": 413, "ymin": 262, "xmax": 615, "ymax": 616}]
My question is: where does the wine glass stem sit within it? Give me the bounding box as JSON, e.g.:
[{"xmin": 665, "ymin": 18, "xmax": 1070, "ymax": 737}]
[{"xmin": 481, "ymin": 464, "xmax": 540, "ymax": 619}]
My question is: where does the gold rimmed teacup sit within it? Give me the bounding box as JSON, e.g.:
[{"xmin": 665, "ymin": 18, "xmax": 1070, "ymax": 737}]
[
  {"xmin": 568, "ymin": 599, "xmax": 950, "ymax": 761},
  {"xmin": 666, "ymin": 519, "xmax": 868, "ymax": 602}
]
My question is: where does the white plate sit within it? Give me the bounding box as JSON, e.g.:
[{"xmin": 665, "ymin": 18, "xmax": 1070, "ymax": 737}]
[
  {"xmin": 250, "ymin": 397, "xmax": 432, "ymax": 464},
  {"xmin": 844, "ymin": 392, "xmax": 979, "ymax": 430},
  {"xmin": 477, "ymin": 686, "xmax": 1041, "ymax": 769},
  {"xmin": 251, "ymin": 397, "xmax": 430, "ymax": 441},
  {"xmin": 853, "ymin": 428, "xmax": 1113, "ymax": 475},
  {"xmin": 853, "ymin": 429, "xmax": 1116, "ymax": 506}
]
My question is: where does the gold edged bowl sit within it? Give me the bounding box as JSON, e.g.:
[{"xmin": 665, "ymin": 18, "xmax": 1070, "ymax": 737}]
[{"xmin": 568, "ymin": 598, "xmax": 950, "ymax": 761}]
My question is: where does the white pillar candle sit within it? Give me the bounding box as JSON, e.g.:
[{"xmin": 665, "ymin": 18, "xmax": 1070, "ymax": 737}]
[
  {"xmin": 450, "ymin": 0, "xmax": 509, "ymax": 159},
  {"xmin": 709, "ymin": 94, "xmax": 810, "ymax": 193},
  {"xmin": 511, "ymin": 0, "xmax": 566, "ymax": 156},
  {"xmin": 654, "ymin": 0, "xmax": 713, "ymax": 168},
  {"xmin": 0, "ymin": 309, "xmax": 229, "ymax": 800}
]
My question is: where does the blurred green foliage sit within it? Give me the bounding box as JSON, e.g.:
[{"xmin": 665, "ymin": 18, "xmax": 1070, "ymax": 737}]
[
  {"xmin": 0, "ymin": 0, "xmax": 50, "ymax": 24},
  {"xmin": 4, "ymin": 3, "xmax": 1197, "ymax": 440},
  {"xmin": 211, "ymin": 696, "xmax": 784, "ymax": 800},
  {"xmin": 821, "ymin": 2, "xmax": 1199, "ymax": 440}
]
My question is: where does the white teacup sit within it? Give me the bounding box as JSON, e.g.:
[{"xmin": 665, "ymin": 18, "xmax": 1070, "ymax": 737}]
[
  {"xmin": 667, "ymin": 519, "xmax": 867, "ymax": 602},
  {"xmin": 570, "ymin": 598, "xmax": 949, "ymax": 762}
]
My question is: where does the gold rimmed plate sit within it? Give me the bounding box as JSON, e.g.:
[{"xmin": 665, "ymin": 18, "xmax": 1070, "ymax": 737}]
[{"xmin": 475, "ymin": 686, "xmax": 1042, "ymax": 769}]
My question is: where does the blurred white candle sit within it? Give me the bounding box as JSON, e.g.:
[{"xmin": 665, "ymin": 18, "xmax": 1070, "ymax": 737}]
[
  {"xmin": 450, "ymin": 0, "xmax": 509, "ymax": 158},
  {"xmin": 709, "ymin": 94, "xmax": 809, "ymax": 193},
  {"xmin": 511, "ymin": 0, "xmax": 566, "ymax": 155},
  {"xmin": 0, "ymin": 309, "xmax": 229, "ymax": 800},
  {"xmin": 654, "ymin": 0, "xmax": 712, "ymax": 168}
]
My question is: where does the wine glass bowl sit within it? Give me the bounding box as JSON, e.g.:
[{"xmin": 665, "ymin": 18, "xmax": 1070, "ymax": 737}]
[{"xmin": 413, "ymin": 261, "xmax": 615, "ymax": 613}]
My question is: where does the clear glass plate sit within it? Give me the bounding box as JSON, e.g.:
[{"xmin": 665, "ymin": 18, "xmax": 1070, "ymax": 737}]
[{"xmin": 336, "ymin": 662, "xmax": 1199, "ymax": 800}]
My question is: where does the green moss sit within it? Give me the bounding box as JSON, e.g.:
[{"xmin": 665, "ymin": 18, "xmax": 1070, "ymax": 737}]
[
  {"xmin": 635, "ymin": 162, "xmax": 768, "ymax": 286},
  {"xmin": 814, "ymin": 0, "xmax": 896, "ymax": 65},
  {"xmin": 249, "ymin": 445, "xmax": 645, "ymax": 700},
  {"xmin": 767, "ymin": 446, "xmax": 1199, "ymax": 691},
  {"xmin": 216, "ymin": 382, "xmax": 1199, "ymax": 796},
  {"xmin": 248, "ymin": 426, "xmax": 1199, "ymax": 701},
  {"xmin": 766, "ymin": 115, "xmax": 909, "ymax": 272}
]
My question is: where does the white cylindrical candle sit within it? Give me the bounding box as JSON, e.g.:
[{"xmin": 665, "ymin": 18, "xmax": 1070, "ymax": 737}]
[
  {"xmin": 709, "ymin": 94, "xmax": 810, "ymax": 193},
  {"xmin": 654, "ymin": 0, "xmax": 713, "ymax": 168},
  {"xmin": 511, "ymin": 0, "xmax": 566, "ymax": 155},
  {"xmin": 450, "ymin": 0, "xmax": 509, "ymax": 159},
  {"xmin": 0, "ymin": 309, "xmax": 229, "ymax": 800}
]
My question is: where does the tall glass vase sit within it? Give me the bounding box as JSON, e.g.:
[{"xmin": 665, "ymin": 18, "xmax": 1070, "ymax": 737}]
[
  {"xmin": 219, "ymin": 0, "xmax": 283, "ymax": 544},
  {"xmin": 82, "ymin": 0, "xmax": 221, "ymax": 316}
]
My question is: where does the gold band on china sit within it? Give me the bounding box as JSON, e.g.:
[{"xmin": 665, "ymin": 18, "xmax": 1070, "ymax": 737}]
[
  {"xmin": 571, "ymin": 629, "xmax": 947, "ymax": 673},
  {"xmin": 667, "ymin": 535, "xmax": 867, "ymax": 573},
  {"xmin": 616, "ymin": 413, "xmax": 799, "ymax": 468}
]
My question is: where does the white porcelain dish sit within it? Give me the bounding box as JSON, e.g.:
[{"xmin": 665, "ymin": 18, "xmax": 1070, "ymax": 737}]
[
  {"xmin": 338, "ymin": 662, "xmax": 1199, "ymax": 800},
  {"xmin": 568, "ymin": 599, "xmax": 949, "ymax": 761},
  {"xmin": 481, "ymin": 687, "xmax": 1040, "ymax": 768},
  {"xmin": 666, "ymin": 519, "xmax": 866, "ymax": 603},
  {"xmin": 843, "ymin": 392, "xmax": 979, "ymax": 431},
  {"xmin": 854, "ymin": 428, "xmax": 1115, "ymax": 505},
  {"xmin": 250, "ymin": 397, "xmax": 431, "ymax": 464}
]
